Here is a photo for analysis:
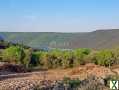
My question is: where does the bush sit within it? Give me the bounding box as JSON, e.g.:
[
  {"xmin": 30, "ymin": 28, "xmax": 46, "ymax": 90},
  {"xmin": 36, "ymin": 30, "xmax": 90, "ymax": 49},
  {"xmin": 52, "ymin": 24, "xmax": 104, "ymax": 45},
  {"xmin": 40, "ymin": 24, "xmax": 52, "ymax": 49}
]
[
  {"xmin": 83, "ymin": 51, "xmax": 97, "ymax": 64},
  {"xmin": 112, "ymin": 48, "xmax": 119, "ymax": 65},
  {"xmin": 31, "ymin": 51, "xmax": 42, "ymax": 66},
  {"xmin": 2, "ymin": 46, "xmax": 25, "ymax": 64},
  {"xmin": 3, "ymin": 45, "xmax": 119, "ymax": 70},
  {"xmin": 48, "ymin": 49, "xmax": 62, "ymax": 68},
  {"xmin": 104, "ymin": 75, "xmax": 119, "ymax": 88},
  {"xmin": 22, "ymin": 48, "xmax": 32, "ymax": 68},
  {"xmin": 94, "ymin": 50, "xmax": 113, "ymax": 67},
  {"xmin": 63, "ymin": 77, "xmax": 81, "ymax": 88},
  {"xmin": 73, "ymin": 48, "xmax": 91, "ymax": 66},
  {"xmin": 61, "ymin": 51, "xmax": 74, "ymax": 68},
  {"xmin": 40, "ymin": 52, "xmax": 52, "ymax": 69}
]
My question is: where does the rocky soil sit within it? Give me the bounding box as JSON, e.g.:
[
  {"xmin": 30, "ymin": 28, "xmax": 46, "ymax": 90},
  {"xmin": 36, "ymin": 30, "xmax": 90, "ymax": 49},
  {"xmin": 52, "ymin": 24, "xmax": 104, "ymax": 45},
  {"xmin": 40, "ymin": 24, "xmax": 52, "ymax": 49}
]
[
  {"xmin": 0, "ymin": 78, "xmax": 41, "ymax": 90},
  {"xmin": 0, "ymin": 63, "xmax": 118, "ymax": 90}
]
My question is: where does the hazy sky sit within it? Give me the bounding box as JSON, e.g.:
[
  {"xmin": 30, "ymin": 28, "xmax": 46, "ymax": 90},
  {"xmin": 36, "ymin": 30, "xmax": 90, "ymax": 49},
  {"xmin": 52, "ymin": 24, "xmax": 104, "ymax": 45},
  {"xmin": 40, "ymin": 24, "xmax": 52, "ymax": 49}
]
[{"xmin": 0, "ymin": 0, "xmax": 119, "ymax": 32}]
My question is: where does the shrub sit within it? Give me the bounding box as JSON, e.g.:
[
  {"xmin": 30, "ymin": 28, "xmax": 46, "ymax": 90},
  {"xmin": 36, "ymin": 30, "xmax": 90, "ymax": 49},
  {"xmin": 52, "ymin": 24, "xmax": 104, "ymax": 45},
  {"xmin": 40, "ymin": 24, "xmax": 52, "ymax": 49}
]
[
  {"xmin": 61, "ymin": 51, "xmax": 74, "ymax": 68},
  {"xmin": 94, "ymin": 50, "xmax": 113, "ymax": 67},
  {"xmin": 104, "ymin": 75, "xmax": 119, "ymax": 88},
  {"xmin": 62, "ymin": 76, "xmax": 81, "ymax": 88},
  {"xmin": 112, "ymin": 48, "xmax": 119, "ymax": 65},
  {"xmin": 73, "ymin": 48, "xmax": 91, "ymax": 66},
  {"xmin": 48, "ymin": 49, "xmax": 62, "ymax": 68},
  {"xmin": 2, "ymin": 46, "xmax": 25, "ymax": 64},
  {"xmin": 31, "ymin": 51, "xmax": 42, "ymax": 66},
  {"xmin": 40, "ymin": 52, "xmax": 52, "ymax": 69},
  {"xmin": 22, "ymin": 48, "xmax": 32, "ymax": 68}
]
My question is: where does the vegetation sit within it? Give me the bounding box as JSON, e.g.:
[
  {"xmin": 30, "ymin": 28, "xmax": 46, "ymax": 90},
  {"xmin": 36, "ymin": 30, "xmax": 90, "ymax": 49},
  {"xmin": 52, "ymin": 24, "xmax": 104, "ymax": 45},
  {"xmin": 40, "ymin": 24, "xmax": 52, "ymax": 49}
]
[
  {"xmin": 73, "ymin": 48, "xmax": 91, "ymax": 66},
  {"xmin": 1, "ymin": 29, "xmax": 119, "ymax": 49},
  {"xmin": 0, "ymin": 39, "xmax": 119, "ymax": 70},
  {"xmin": 34, "ymin": 76, "xmax": 106, "ymax": 90},
  {"xmin": 63, "ymin": 76, "xmax": 81, "ymax": 88},
  {"xmin": 2, "ymin": 46, "xmax": 25, "ymax": 64},
  {"xmin": 1, "ymin": 31, "xmax": 119, "ymax": 90},
  {"xmin": 93, "ymin": 50, "xmax": 113, "ymax": 68},
  {"xmin": 104, "ymin": 75, "xmax": 119, "ymax": 88}
]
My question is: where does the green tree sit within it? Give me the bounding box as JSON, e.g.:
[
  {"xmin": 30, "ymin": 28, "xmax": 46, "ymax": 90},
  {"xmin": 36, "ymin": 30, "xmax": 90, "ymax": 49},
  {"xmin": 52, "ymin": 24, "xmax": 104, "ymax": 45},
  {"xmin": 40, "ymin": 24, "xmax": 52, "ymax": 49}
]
[
  {"xmin": 112, "ymin": 48, "xmax": 119, "ymax": 65},
  {"xmin": 31, "ymin": 51, "xmax": 42, "ymax": 66},
  {"xmin": 61, "ymin": 51, "xmax": 74, "ymax": 68},
  {"xmin": 49, "ymin": 49, "xmax": 62, "ymax": 68},
  {"xmin": 22, "ymin": 48, "xmax": 32, "ymax": 68},
  {"xmin": 40, "ymin": 52, "xmax": 52, "ymax": 69},
  {"xmin": 94, "ymin": 50, "xmax": 113, "ymax": 68},
  {"xmin": 73, "ymin": 48, "xmax": 91, "ymax": 66},
  {"xmin": 2, "ymin": 46, "xmax": 25, "ymax": 64}
]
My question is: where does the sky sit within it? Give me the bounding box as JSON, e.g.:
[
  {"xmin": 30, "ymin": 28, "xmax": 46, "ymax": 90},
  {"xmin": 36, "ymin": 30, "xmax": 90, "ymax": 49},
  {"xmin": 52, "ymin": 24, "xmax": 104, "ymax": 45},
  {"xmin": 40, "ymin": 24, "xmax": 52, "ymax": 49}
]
[{"xmin": 0, "ymin": 0, "xmax": 119, "ymax": 32}]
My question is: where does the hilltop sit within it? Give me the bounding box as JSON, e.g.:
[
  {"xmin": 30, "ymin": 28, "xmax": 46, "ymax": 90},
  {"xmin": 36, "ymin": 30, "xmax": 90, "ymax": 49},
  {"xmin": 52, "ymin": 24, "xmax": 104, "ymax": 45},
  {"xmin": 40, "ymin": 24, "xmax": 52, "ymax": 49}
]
[{"xmin": 0, "ymin": 29, "xmax": 119, "ymax": 49}]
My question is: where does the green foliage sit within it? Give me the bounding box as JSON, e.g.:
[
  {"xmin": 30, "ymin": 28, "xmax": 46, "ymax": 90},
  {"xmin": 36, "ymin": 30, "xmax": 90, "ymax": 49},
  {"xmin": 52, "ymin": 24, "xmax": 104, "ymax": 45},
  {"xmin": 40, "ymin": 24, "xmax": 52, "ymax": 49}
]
[
  {"xmin": 94, "ymin": 50, "xmax": 113, "ymax": 67},
  {"xmin": 31, "ymin": 51, "xmax": 41, "ymax": 66},
  {"xmin": 37, "ymin": 48, "xmax": 91, "ymax": 69},
  {"xmin": 3, "ymin": 30, "xmax": 119, "ymax": 49},
  {"xmin": 48, "ymin": 49, "xmax": 62, "ymax": 68},
  {"xmin": 68, "ymin": 79, "xmax": 80, "ymax": 88},
  {"xmin": 1, "ymin": 47, "xmax": 93, "ymax": 69},
  {"xmin": 112, "ymin": 48, "xmax": 119, "ymax": 65},
  {"xmin": 2, "ymin": 32, "xmax": 76, "ymax": 49},
  {"xmin": 40, "ymin": 52, "xmax": 52, "ymax": 69},
  {"xmin": 2, "ymin": 46, "xmax": 25, "ymax": 64},
  {"xmin": 22, "ymin": 48, "xmax": 32, "ymax": 68},
  {"xmin": 61, "ymin": 51, "xmax": 74, "ymax": 68},
  {"xmin": 1, "ymin": 42, "xmax": 119, "ymax": 70},
  {"xmin": 63, "ymin": 76, "xmax": 71, "ymax": 84},
  {"xmin": 105, "ymin": 75, "xmax": 119, "ymax": 87},
  {"xmin": 73, "ymin": 48, "xmax": 91, "ymax": 66},
  {"xmin": 39, "ymin": 49, "xmax": 73, "ymax": 69},
  {"xmin": 63, "ymin": 76, "xmax": 80, "ymax": 88}
]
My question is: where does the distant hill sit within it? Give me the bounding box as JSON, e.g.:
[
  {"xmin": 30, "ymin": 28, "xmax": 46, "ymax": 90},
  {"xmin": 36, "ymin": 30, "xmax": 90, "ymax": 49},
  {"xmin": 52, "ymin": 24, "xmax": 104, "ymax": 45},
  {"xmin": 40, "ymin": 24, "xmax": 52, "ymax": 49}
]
[
  {"xmin": 0, "ymin": 34, "xmax": 4, "ymax": 41},
  {"xmin": 0, "ymin": 29, "xmax": 119, "ymax": 49}
]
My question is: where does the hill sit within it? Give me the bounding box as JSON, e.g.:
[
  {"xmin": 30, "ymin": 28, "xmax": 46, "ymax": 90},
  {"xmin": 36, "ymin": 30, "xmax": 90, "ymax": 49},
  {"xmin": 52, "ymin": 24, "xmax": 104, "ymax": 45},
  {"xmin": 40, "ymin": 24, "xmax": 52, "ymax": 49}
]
[{"xmin": 0, "ymin": 29, "xmax": 119, "ymax": 49}]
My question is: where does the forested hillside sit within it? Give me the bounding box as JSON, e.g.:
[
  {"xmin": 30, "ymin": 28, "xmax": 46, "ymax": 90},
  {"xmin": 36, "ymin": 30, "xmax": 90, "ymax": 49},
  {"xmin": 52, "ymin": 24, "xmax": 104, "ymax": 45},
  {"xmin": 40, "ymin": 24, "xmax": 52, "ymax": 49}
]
[{"xmin": 0, "ymin": 29, "xmax": 119, "ymax": 49}]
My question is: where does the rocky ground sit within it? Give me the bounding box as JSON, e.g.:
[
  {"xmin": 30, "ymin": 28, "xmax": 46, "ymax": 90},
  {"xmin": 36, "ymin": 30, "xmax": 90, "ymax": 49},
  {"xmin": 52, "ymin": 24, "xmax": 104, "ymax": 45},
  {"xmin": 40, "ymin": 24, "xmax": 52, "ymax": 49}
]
[
  {"xmin": 0, "ymin": 75, "xmax": 109, "ymax": 90},
  {"xmin": 0, "ymin": 63, "xmax": 118, "ymax": 90},
  {"xmin": 0, "ymin": 78, "xmax": 41, "ymax": 90}
]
